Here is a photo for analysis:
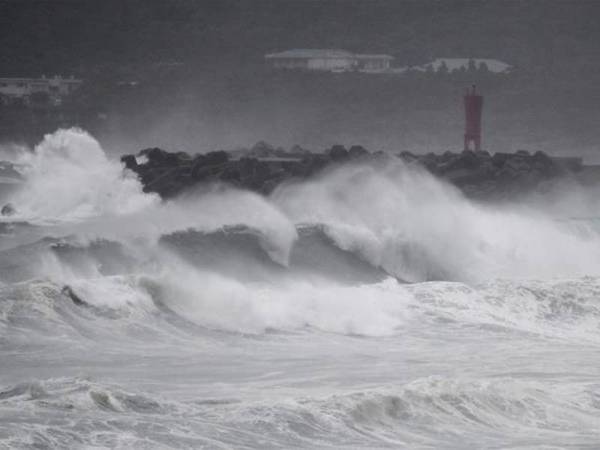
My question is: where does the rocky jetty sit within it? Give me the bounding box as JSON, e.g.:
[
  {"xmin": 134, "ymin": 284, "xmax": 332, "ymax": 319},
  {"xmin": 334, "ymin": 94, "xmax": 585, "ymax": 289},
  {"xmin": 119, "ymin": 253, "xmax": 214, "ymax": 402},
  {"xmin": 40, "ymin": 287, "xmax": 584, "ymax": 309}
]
[
  {"xmin": 121, "ymin": 143, "xmax": 589, "ymax": 201},
  {"xmin": 400, "ymin": 149, "xmax": 584, "ymax": 199}
]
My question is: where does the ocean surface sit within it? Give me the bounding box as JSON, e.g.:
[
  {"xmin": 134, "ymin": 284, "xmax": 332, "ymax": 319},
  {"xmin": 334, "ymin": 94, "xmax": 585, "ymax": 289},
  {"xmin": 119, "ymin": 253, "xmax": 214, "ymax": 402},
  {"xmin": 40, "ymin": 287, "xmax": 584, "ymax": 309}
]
[{"xmin": 1, "ymin": 129, "xmax": 600, "ymax": 449}]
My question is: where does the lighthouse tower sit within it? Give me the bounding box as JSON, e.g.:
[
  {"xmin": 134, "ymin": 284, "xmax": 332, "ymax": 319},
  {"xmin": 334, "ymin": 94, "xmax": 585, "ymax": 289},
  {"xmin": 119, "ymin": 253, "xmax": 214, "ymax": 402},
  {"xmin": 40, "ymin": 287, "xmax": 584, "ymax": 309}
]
[{"xmin": 464, "ymin": 85, "xmax": 483, "ymax": 151}]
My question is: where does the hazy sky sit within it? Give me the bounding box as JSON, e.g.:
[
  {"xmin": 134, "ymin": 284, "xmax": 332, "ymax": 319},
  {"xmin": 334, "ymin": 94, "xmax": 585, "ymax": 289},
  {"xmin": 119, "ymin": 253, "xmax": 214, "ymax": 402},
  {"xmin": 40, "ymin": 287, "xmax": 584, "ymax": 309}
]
[{"xmin": 1, "ymin": 0, "xmax": 600, "ymax": 159}]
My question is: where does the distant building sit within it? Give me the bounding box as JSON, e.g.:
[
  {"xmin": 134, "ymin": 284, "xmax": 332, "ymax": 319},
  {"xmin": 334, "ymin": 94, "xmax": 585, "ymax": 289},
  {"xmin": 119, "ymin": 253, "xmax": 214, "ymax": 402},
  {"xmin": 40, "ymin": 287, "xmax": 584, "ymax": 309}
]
[
  {"xmin": 0, "ymin": 75, "xmax": 82, "ymax": 106},
  {"xmin": 354, "ymin": 54, "xmax": 394, "ymax": 72},
  {"xmin": 410, "ymin": 58, "xmax": 512, "ymax": 74},
  {"xmin": 265, "ymin": 49, "xmax": 394, "ymax": 72},
  {"xmin": 265, "ymin": 49, "xmax": 356, "ymax": 71}
]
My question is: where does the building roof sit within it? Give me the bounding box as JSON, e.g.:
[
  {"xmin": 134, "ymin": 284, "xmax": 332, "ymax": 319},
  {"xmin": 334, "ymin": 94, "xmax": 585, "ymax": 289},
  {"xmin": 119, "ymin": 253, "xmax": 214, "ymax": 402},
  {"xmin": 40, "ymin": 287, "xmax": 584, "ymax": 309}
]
[
  {"xmin": 412, "ymin": 58, "xmax": 511, "ymax": 73},
  {"xmin": 0, "ymin": 76, "xmax": 82, "ymax": 84},
  {"xmin": 354, "ymin": 54, "xmax": 394, "ymax": 60},
  {"xmin": 265, "ymin": 49, "xmax": 354, "ymax": 59}
]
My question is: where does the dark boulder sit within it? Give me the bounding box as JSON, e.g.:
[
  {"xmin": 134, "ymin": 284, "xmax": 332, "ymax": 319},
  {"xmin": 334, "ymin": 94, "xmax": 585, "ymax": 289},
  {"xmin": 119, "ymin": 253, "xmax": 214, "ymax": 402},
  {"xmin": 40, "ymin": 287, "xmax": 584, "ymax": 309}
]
[
  {"xmin": 120, "ymin": 154, "xmax": 137, "ymax": 170},
  {"xmin": 437, "ymin": 150, "xmax": 481, "ymax": 174},
  {"xmin": 458, "ymin": 149, "xmax": 481, "ymax": 169},
  {"xmin": 441, "ymin": 150, "xmax": 456, "ymax": 161},
  {"xmin": 250, "ymin": 141, "xmax": 276, "ymax": 158},
  {"xmin": 273, "ymin": 147, "xmax": 289, "ymax": 157},
  {"xmin": 203, "ymin": 150, "xmax": 229, "ymax": 166},
  {"xmin": 261, "ymin": 179, "xmax": 282, "ymax": 194},
  {"xmin": 189, "ymin": 151, "xmax": 229, "ymax": 181},
  {"xmin": 174, "ymin": 151, "xmax": 192, "ymax": 161},
  {"xmin": 491, "ymin": 152, "xmax": 512, "ymax": 167},
  {"xmin": 504, "ymin": 154, "xmax": 532, "ymax": 172},
  {"xmin": 120, "ymin": 145, "xmax": 585, "ymax": 202},
  {"xmin": 303, "ymin": 154, "xmax": 330, "ymax": 175},
  {"xmin": 398, "ymin": 151, "xmax": 418, "ymax": 163},
  {"xmin": 531, "ymin": 151, "xmax": 560, "ymax": 177},
  {"xmin": 139, "ymin": 147, "xmax": 182, "ymax": 167},
  {"xmin": 252, "ymin": 161, "xmax": 275, "ymax": 188},
  {"xmin": 281, "ymin": 159, "xmax": 307, "ymax": 177},
  {"xmin": 237, "ymin": 157, "xmax": 259, "ymax": 181},
  {"xmin": 191, "ymin": 162, "xmax": 225, "ymax": 181},
  {"xmin": 289, "ymin": 144, "xmax": 312, "ymax": 157},
  {"xmin": 418, "ymin": 153, "xmax": 441, "ymax": 173},
  {"xmin": 142, "ymin": 165, "xmax": 194, "ymax": 197},
  {"xmin": 219, "ymin": 166, "xmax": 241, "ymax": 183},
  {"xmin": 373, "ymin": 150, "xmax": 387, "ymax": 157},
  {"xmin": 62, "ymin": 285, "xmax": 87, "ymax": 306},
  {"xmin": 348, "ymin": 145, "xmax": 369, "ymax": 158},
  {"xmin": 328, "ymin": 145, "xmax": 349, "ymax": 161}
]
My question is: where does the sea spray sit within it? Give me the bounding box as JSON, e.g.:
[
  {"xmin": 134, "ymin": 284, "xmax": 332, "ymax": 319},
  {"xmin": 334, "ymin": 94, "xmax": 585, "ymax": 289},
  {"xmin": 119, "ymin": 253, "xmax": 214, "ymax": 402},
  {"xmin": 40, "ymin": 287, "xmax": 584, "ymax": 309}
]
[
  {"xmin": 271, "ymin": 161, "xmax": 600, "ymax": 281},
  {"xmin": 8, "ymin": 128, "xmax": 158, "ymax": 224},
  {"xmin": 2, "ymin": 129, "xmax": 600, "ymax": 448}
]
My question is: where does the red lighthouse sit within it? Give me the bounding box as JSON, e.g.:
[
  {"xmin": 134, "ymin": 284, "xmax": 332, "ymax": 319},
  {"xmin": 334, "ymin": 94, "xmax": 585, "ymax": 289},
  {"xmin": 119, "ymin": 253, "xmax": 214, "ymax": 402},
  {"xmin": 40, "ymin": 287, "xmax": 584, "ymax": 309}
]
[{"xmin": 464, "ymin": 85, "xmax": 483, "ymax": 151}]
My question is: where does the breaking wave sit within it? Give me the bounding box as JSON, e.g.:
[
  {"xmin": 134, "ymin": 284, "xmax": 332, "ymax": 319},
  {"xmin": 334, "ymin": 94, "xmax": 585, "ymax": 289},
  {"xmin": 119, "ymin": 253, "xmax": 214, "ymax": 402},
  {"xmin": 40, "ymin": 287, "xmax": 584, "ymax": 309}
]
[
  {"xmin": 2, "ymin": 374, "xmax": 599, "ymax": 448},
  {"xmin": 0, "ymin": 128, "xmax": 600, "ymax": 338},
  {"xmin": 5, "ymin": 128, "xmax": 158, "ymax": 224},
  {"xmin": 3, "ymin": 129, "xmax": 600, "ymax": 448},
  {"xmin": 3, "ymin": 261, "xmax": 600, "ymax": 341}
]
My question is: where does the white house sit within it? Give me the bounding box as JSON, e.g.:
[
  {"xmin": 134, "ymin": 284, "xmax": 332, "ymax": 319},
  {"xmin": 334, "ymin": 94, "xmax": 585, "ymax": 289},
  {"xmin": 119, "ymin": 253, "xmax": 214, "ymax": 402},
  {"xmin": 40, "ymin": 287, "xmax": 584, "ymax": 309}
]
[
  {"xmin": 265, "ymin": 49, "xmax": 356, "ymax": 71},
  {"xmin": 0, "ymin": 75, "xmax": 82, "ymax": 105},
  {"xmin": 410, "ymin": 58, "xmax": 512, "ymax": 74},
  {"xmin": 265, "ymin": 49, "xmax": 394, "ymax": 72},
  {"xmin": 354, "ymin": 54, "xmax": 394, "ymax": 72}
]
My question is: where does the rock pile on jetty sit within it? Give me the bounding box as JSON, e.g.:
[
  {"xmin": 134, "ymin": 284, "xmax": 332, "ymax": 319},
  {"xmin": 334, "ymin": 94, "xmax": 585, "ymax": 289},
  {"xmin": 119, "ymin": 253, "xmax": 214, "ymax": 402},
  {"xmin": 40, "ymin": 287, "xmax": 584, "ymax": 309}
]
[{"xmin": 121, "ymin": 142, "xmax": 588, "ymax": 201}]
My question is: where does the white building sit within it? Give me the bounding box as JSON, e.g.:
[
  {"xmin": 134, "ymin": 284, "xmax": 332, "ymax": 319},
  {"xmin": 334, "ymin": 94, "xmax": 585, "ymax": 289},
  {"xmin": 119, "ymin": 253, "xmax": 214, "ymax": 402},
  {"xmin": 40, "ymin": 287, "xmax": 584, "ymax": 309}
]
[
  {"xmin": 0, "ymin": 75, "xmax": 82, "ymax": 105},
  {"xmin": 354, "ymin": 54, "xmax": 395, "ymax": 72},
  {"xmin": 265, "ymin": 49, "xmax": 394, "ymax": 72},
  {"xmin": 410, "ymin": 58, "xmax": 512, "ymax": 74}
]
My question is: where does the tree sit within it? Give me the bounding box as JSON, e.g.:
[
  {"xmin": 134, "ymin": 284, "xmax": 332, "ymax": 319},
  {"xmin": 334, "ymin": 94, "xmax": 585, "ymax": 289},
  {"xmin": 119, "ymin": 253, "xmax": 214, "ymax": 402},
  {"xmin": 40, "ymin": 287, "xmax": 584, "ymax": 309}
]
[
  {"xmin": 467, "ymin": 58, "xmax": 477, "ymax": 73},
  {"xmin": 438, "ymin": 60, "xmax": 449, "ymax": 75}
]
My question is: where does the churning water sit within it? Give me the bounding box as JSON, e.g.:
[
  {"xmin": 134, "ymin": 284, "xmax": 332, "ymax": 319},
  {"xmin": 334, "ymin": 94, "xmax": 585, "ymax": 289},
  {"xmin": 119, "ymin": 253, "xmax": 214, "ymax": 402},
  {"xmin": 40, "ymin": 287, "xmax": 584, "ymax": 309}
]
[{"xmin": 1, "ymin": 129, "xmax": 600, "ymax": 449}]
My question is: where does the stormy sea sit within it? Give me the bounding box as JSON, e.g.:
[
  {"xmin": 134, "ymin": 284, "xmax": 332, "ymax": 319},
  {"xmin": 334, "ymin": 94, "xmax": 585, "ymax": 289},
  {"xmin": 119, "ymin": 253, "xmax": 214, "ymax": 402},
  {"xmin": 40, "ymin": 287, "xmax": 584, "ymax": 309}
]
[{"xmin": 1, "ymin": 128, "xmax": 600, "ymax": 449}]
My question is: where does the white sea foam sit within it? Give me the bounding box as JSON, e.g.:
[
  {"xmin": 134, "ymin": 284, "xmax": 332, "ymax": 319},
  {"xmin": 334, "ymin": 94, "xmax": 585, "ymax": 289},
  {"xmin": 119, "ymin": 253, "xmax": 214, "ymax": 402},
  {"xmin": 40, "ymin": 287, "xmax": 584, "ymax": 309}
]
[
  {"xmin": 2, "ymin": 129, "xmax": 600, "ymax": 449},
  {"xmin": 272, "ymin": 162, "xmax": 600, "ymax": 282},
  {"xmin": 7, "ymin": 128, "xmax": 158, "ymax": 224}
]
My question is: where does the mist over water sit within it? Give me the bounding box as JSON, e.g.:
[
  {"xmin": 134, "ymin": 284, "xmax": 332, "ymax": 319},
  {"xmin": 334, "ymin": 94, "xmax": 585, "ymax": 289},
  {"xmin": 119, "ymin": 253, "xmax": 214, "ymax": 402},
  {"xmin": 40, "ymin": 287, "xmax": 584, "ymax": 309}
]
[{"xmin": 1, "ymin": 129, "xmax": 600, "ymax": 448}]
